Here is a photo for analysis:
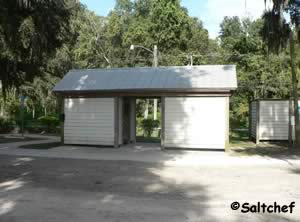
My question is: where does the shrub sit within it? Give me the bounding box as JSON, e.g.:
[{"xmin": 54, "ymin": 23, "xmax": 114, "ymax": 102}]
[
  {"xmin": 38, "ymin": 115, "xmax": 59, "ymax": 133},
  {"xmin": 0, "ymin": 117, "xmax": 14, "ymax": 133},
  {"xmin": 141, "ymin": 119, "xmax": 160, "ymax": 137}
]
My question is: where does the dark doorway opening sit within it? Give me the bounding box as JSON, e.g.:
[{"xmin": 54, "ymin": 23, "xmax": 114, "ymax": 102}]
[{"xmin": 122, "ymin": 97, "xmax": 131, "ymax": 144}]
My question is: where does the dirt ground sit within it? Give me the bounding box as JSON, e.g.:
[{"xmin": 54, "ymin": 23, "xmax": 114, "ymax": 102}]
[{"xmin": 0, "ymin": 154, "xmax": 300, "ymax": 222}]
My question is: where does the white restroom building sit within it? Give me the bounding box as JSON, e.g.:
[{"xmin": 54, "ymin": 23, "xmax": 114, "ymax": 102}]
[{"xmin": 53, "ymin": 65, "xmax": 237, "ymax": 150}]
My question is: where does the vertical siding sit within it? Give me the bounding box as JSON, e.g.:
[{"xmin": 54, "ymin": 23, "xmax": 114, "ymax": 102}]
[
  {"xmin": 164, "ymin": 97, "xmax": 227, "ymax": 149},
  {"xmin": 250, "ymin": 101, "xmax": 257, "ymax": 139},
  {"xmin": 64, "ymin": 98, "xmax": 115, "ymax": 146},
  {"xmin": 259, "ymin": 101, "xmax": 289, "ymax": 140}
]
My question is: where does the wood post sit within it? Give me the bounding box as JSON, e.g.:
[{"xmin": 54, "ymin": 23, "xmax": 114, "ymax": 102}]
[
  {"xmin": 114, "ymin": 97, "xmax": 119, "ymax": 148},
  {"xmin": 129, "ymin": 98, "xmax": 136, "ymax": 143},
  {"xmin": 161, "ymin": 97, "xmax": 165, "ymax": 150}
]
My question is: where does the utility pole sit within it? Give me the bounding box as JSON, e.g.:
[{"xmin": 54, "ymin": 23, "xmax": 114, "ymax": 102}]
[
  {"xmin": 189, "ymin": 54, "xmax": 193, "ymax": 66},
  {"xmin": 153, "ymin": 45, "xmax": 158, "ymax": 67},
  {"xmin": 130, "ymin": 44, "xmax": 159, "ymax": 120}
]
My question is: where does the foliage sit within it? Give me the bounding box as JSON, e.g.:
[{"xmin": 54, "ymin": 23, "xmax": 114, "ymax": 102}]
[
  {"xmin": 219, "ymin": 16, "xmax": 292, "ymax": 128},
  {"xmin": 0, "ymin": 117, "xmax": 13, "ymax": 133},
  {"xmin": 141, "ymin": 119, "xmax": 160, "ymax": 137},
  {"xmin": 261, "ymin": 0, "xmax": 300, "ymax": 145},
  {"xmin": 38, "ymin": 115, "xmax": 59, "ymax": 133},
  {"xmin": 0, "ymin": 0, "xmax": 299, "ymax": 135},
  {"xmin": 0, "ymin": 0, "xmax": 78, "ymax": 96}
]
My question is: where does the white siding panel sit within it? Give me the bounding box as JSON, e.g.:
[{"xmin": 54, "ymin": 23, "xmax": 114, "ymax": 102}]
[
  {"xmin": 164, "ymin": 97, "xmax": 227, "ymax": 149},
  {"xmin": 259, "ymin": 101, "xmax": 289, "ymax": 140},
  {"xmin": 64, "ymin": 98, "xmax": 114, "ymax": 146}
]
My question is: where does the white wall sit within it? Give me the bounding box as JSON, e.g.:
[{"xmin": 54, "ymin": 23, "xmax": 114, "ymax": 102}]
[
  {"xmin": 64, "ymin": 98, "xmax": 115, "ymax": 146},
  {"xmin": 259, "ymin": 100, "xmax": 289, "ymax": 140},
  {"xmin": 164, "ymin": 97, "xmax": 228, "ymax": 149}
]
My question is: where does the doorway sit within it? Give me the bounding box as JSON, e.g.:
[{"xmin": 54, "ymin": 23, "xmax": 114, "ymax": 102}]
[{"xmin": 135, "ymin": 98, "xmax": 161, "ymax": 143}]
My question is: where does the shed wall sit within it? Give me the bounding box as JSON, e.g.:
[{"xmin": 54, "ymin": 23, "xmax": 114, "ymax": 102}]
[
  {"xmin": 64, "ymin": 98, "xmax": 115, "ymax": 145},
  {"xmin": 259, "ymin": 100, "xmax": 289, "ymax": 140},
  {"xmin": 164, "ymin": 97, "xmax": 227, "ymax": 149}
]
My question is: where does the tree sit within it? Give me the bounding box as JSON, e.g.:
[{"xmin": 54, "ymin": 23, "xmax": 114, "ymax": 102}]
[
  {"xmin": 220, "ymin": 16, "xmax": 244, "ymax": 51},
  {"xmin": 0, "ymin": 0, "xmax": 75, "ymax": 96},
  {"xmin": 72, "ymin": 7, "xmax": 111, "ymax": 68},
  {"xmin": 219, "ymin": 17, "xmax": 291, "ymax": 128},
  {"xmin": 0, "ymin": 0, "xmax": 218, "ymax": 127},
  {"xmin": 262, "ymin": 0, "xmax": 300, "ymax": 147}
]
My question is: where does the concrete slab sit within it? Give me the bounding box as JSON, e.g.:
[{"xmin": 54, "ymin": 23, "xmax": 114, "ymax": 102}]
[{"xmin": 0, "ymin": 134, "xmax": 300, "ymax": 168}]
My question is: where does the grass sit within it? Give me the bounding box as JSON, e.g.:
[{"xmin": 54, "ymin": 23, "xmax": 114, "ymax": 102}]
[
  {"xmin": 229, "ymin": 129, "xmax": 294, "ymax": 156},
  {"xmin": 136, "ymin": 136, "xmax": 161, "ymax": 143},
  {"xmin": 19, "ymin": 142, "xmax": 61, "ymax": 150},
  {"xmin": 0, "ymin": 135, "xmax": 42, "ymax": 144},
  {"xmin": 136, "ymin": 127, "xmax": 161, "ymax": 143}
]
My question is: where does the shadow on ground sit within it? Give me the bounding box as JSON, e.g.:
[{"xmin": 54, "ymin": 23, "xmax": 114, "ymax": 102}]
[
  {"xmin": 0, "ymin": 152, "xmax": 299, "ymax": 221},
  {"xmin": 0, "ymin": 135, "xmax": 45, "ymax": 144},
  {"xmin": 18, "ymin": 142, "xmax": 61, "ymax": 150},
  {"xmin": 0, "ymin": 154, "xmax": 214, "ymax": 221}
]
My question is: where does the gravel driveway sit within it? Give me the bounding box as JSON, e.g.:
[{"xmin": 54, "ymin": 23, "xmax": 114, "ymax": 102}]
[{"xmin": 0, "ymin": 154, "xmax": 300, "ymax": 222}]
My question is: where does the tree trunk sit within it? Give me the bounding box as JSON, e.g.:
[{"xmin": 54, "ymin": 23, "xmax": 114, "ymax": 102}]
[
  {"xmin": 32, "ymin": 107, "xmax": 35, "ymax": 119},
  {"xmin": 289, "ymin": 32, "xmax": 300, "ymax": 148},
  {"xmin": 153, "ymin": 99, "xmax": 157, "ymax": 120},
  {"xmin": 144, "ymin": 99, "xmax": 149, "ymax": 119},
  {"xmin": 0, "ymin": 103, "xmax": 3, "ymax": 116}
]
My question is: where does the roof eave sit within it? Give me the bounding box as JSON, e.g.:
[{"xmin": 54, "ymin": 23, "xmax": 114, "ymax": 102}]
[{"xmin": 53, "ymin": 88, "xmax": 237, "ymax": 96}]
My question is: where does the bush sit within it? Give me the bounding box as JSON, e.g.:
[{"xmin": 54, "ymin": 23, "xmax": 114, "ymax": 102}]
[
  {"xmin": 38, "ymin": 115, "xmax": 59, "ymax": 133},
  {"xmin": 141, "ymin": 119, "xmax": 160, "ymax": 137},
  {"xmin": 0, "ymin": 117, "xmax": 14, "ymax": 133}
]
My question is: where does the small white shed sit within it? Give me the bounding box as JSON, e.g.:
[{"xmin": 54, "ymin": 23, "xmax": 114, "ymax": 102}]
[
  {"xmin": 250, "ymin": 100, "xmax": 296, "ymax": 144},
  {"xmin": 53, "ymin": 65, "xmax": 237, "ymax": 150}
]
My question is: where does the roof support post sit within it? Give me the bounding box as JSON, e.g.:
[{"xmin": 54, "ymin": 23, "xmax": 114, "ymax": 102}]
[
  {"xmin": 129, "ymin": 98, "xmax": 136, "ymax": 143},
  {"xmin": 161, "ymin": 96, "xmax": 165, "ymax": 150},
  {"xmin": 114, "ymin": 97, "xmax": 120, "ymax": 148}
]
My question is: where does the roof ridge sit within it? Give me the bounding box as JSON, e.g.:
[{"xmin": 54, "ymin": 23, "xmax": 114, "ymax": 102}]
[{"xmin": 69, "ymin": 65, "xmax": 236, "ymax": 72}]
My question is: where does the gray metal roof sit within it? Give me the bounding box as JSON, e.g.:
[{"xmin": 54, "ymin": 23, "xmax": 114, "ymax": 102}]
[{"xmin": 53, "ymin": 65, "xmax": 237, "ymax": 93}]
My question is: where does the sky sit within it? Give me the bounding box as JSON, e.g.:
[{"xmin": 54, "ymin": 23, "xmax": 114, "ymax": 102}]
[{"xmin": 80, "ymin": 0, "xmax": 272, "ymax": 39}]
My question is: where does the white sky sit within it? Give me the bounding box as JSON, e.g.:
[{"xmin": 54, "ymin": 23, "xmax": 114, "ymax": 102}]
[
  {"xmin": 197, "ymin": 0, "xmax": 273, "ymax": 38},
  {"xmin": 80, "ymin": 0, "xmax": 274, "ymax": 39}
]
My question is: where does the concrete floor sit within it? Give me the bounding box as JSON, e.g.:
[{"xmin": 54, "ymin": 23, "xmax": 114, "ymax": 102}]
[{"xmin": 0, "ymin": 135, "xmax": 300, "ymax": 221}]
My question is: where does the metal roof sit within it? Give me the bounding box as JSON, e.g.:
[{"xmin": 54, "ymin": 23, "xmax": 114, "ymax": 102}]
[{"xmin": 53, "ymin": 65, "xmax": 237, "ymax": 93}]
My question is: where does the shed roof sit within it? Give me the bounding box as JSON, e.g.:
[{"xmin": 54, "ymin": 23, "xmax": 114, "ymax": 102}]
[{"xmin": 53, "ymin": 65, "xmax": 237, "ymax": 94}]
